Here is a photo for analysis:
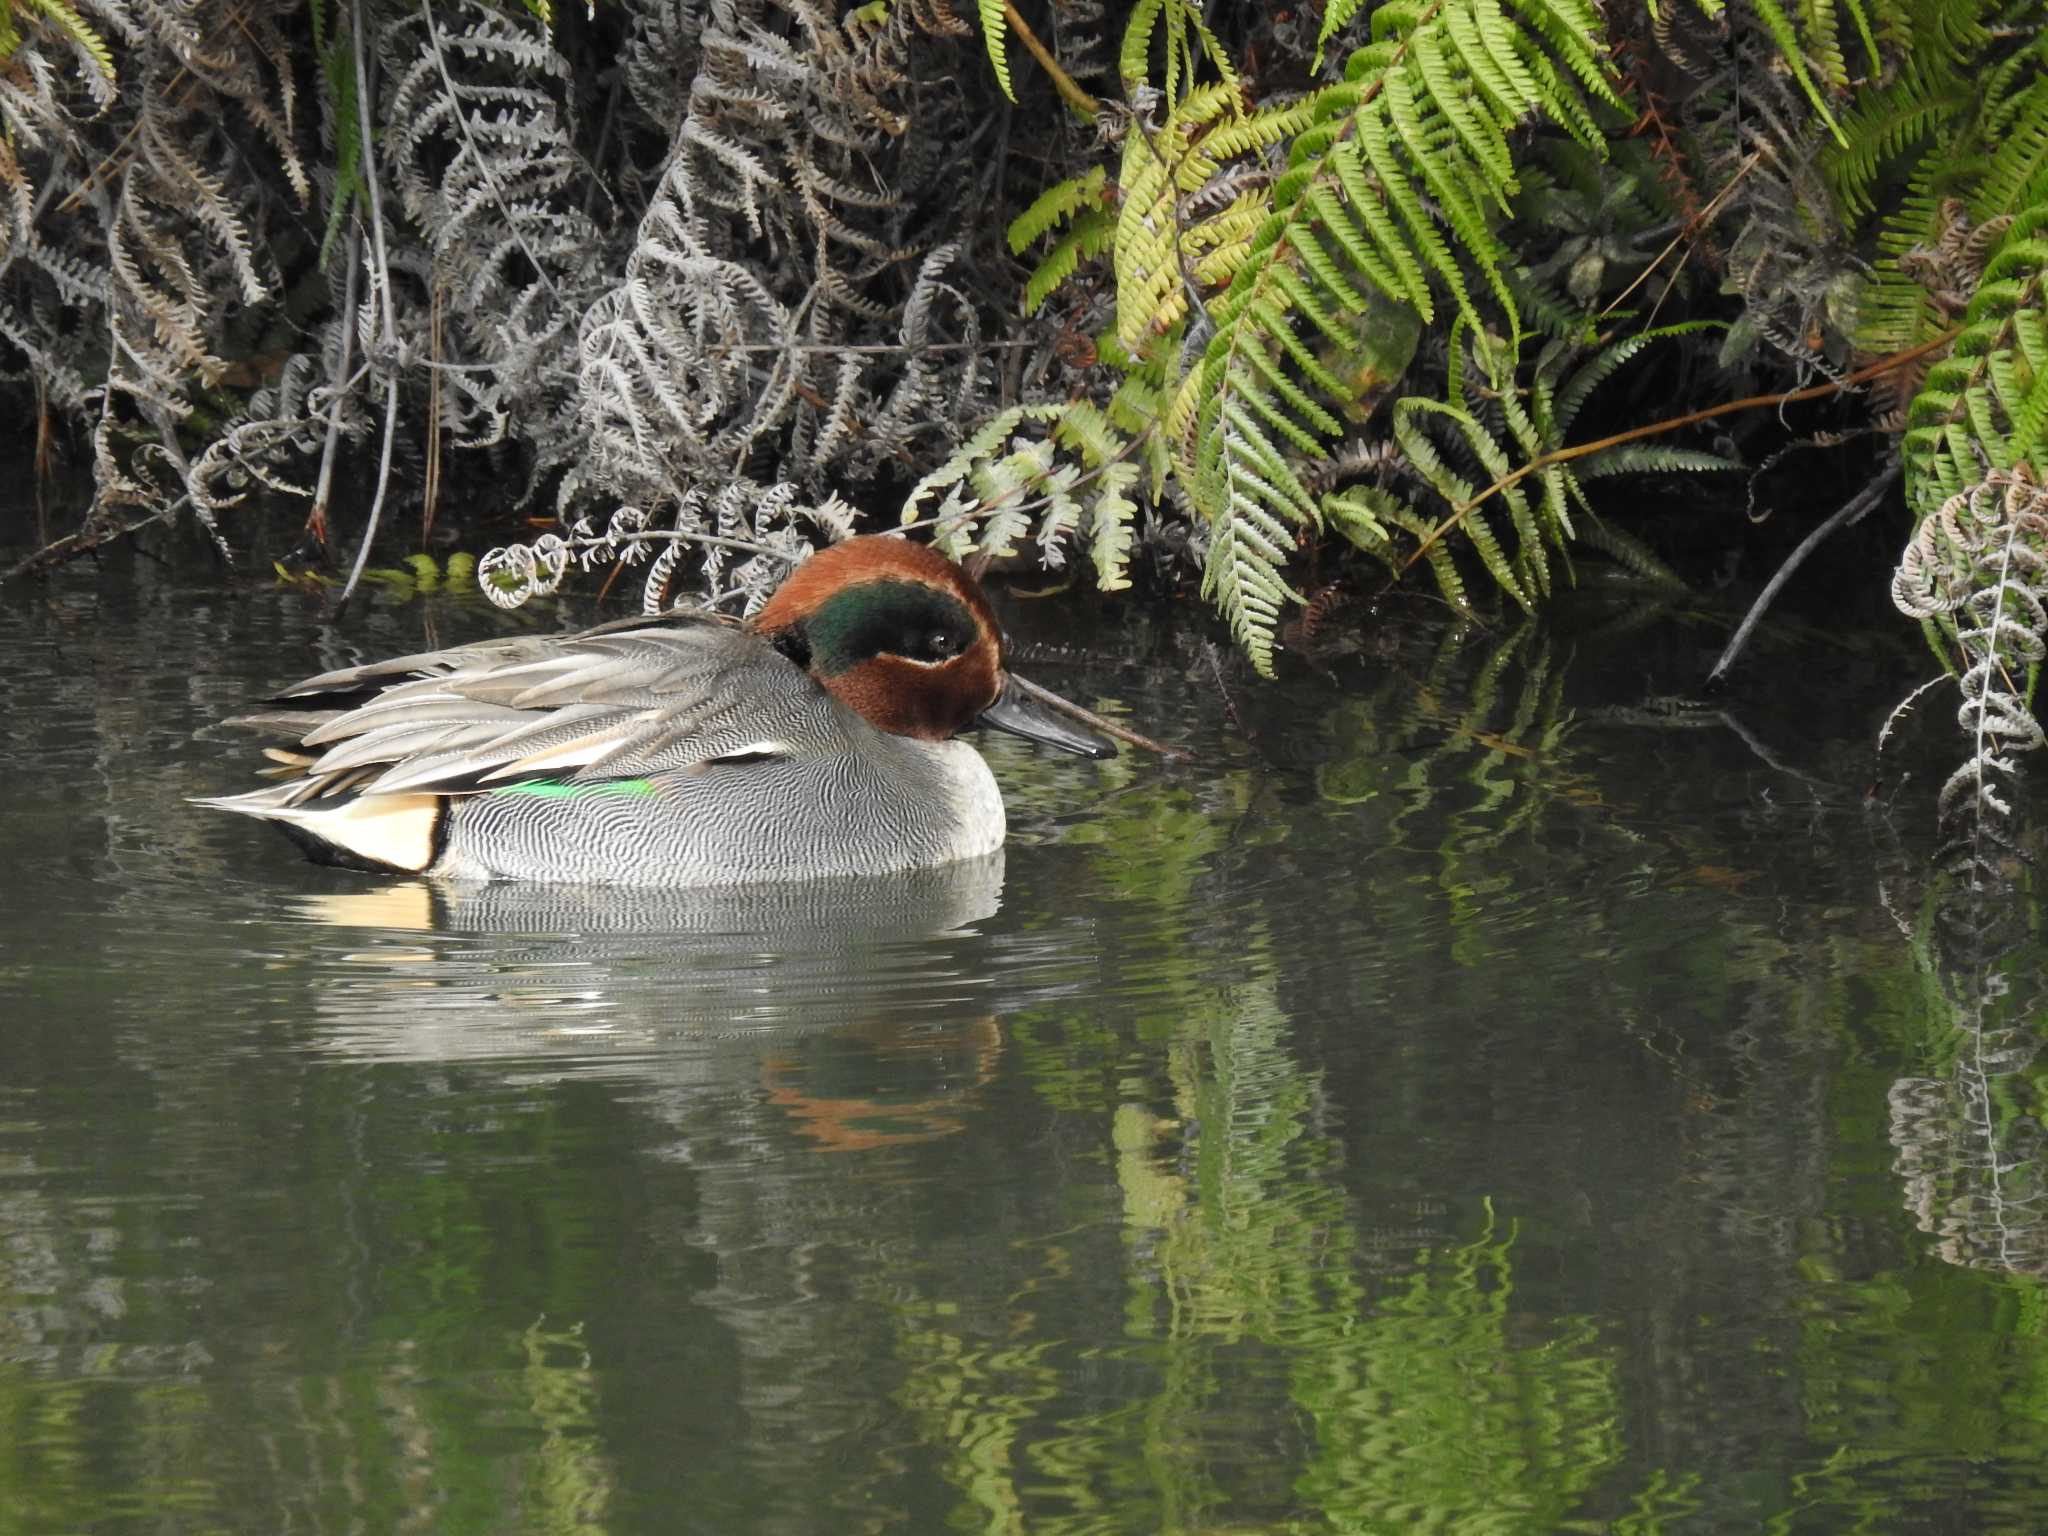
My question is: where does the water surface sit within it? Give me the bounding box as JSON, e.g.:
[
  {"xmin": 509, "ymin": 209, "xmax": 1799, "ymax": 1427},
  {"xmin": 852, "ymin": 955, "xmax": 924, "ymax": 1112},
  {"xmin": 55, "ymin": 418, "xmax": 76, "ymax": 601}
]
[{"xmin": 2, "ymin": 552, "xmax": 2044, "ymax": 1533}]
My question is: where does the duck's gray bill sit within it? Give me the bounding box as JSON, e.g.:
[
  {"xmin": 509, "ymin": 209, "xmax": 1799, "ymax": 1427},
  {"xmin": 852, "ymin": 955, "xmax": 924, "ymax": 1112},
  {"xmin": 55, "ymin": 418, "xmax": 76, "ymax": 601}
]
[{"xmin": 978, "ymin": 677, "xmax": 1117, "ymax": 759}]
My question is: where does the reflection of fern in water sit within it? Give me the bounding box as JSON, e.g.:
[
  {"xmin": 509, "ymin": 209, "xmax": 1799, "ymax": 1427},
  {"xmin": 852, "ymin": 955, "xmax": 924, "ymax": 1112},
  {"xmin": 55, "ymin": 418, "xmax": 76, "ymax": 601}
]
[
  {"xmin": 1889, "ymin": 1063, "xmax": 2048, "ymax": 1277},
  {"xmin": 1314, "ymin": 618, "xmax": 1580, "ymax": 864},
  {"xmin": 885, "ymin": 918, "xmax": 1640, "ymax": 1532},
  {"xmin": 1879, "ymin": 839, "xmax": 2048, "ymax": 1278}
]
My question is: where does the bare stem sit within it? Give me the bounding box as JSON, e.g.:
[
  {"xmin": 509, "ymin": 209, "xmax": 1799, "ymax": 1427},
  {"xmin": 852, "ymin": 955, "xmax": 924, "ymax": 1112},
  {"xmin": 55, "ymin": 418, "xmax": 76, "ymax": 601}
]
[
  {"xmin": 307, "ymin": 224, "xmax": 363, "ymax": 549},
  {"xmin": 1708, "ymin": 457, "xmax": 1902, "ymax": 686},
  {"xmin": 339, "ymin": 377, "xmax": 403, "ymax": 608},
  {"xmin": 1400, "ymin": 327, "xmax": 1963, "ymax": 576},
  {"xmin": 337, "ymin": 0, "xmax": 401, "ymax": 611},
  {"xmin": 1007, "ymin": 672, "xmax": 1192, "ymax": 761},
  {"xmin": 1002, "ymin": 2, "xmax": 1099, "ymax": 120}
]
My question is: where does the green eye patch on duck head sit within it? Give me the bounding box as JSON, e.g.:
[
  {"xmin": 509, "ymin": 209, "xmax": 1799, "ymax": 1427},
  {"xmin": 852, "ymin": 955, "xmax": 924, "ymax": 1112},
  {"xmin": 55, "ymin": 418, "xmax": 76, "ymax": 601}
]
[{"xmin": 793, "ymin": 579, "xmax": 984, "ymax": 674}]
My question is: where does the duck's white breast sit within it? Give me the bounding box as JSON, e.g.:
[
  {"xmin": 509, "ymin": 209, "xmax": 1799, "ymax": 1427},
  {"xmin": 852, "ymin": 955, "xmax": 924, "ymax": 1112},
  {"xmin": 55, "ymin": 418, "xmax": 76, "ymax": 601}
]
[{"xmin": 922, "ymin": 739, "xmax": 1007, "ymax": 862}]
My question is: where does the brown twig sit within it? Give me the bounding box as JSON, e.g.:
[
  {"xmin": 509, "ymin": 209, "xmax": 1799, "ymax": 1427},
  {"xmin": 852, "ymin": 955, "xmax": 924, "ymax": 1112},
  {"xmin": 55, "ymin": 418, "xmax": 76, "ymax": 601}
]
[
  {"xmin": 5, "ymin": 509, "xmax": 178, "ymax": 582},
  {"xmin": 33, "ymin": 372, "xmax": 52, "ymax": 549},
  {"xmin": 1399, "ymin": 327, "xmax": 1964, "ymax": 576},
  {"xmin": 1002, "ymin": 1, "xmax": 1099, "ymax": 120},
  {"xmin": 423, "ymin": 280, "xmax": 443, "ymax": 546},
  {"xmin": 1596, "ymin": 152, "xmax": 1757, "ymax": 326},
  {"xmin": 334, "ymin": 0, "xmax": 400, "ymax": 614},
  {"xmin": 1007, "ymin": 672, "xmax": 1192, "ymax": 761}
]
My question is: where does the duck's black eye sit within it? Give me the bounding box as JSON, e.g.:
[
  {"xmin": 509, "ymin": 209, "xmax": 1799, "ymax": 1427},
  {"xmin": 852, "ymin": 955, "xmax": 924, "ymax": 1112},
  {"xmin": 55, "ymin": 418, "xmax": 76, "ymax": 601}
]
[{"xmin": 926, "ymin": 629, "xmax": 959, "ymax": 659}]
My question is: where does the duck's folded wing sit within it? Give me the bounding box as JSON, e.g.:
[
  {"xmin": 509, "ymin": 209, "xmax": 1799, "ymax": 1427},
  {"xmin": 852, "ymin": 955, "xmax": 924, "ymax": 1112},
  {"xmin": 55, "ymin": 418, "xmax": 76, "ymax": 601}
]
[{"xmin": 221, "ymin": 620, "xmax": 846, "ymax": 806}]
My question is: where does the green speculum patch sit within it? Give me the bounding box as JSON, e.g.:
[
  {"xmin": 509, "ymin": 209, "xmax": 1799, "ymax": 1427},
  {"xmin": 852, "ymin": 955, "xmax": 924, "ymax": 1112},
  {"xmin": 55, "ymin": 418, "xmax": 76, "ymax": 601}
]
[{"xmin": 492, "ymin": 778, "xmax": 659, "ymax": 799}]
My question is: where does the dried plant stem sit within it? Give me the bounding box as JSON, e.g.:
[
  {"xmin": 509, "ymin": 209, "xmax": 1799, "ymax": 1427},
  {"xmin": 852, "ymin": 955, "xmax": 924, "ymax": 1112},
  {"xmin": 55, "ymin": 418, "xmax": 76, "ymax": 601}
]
[
  {"xmin": 338, "ymin": 0, "xmax": 401, "ymax": 612},
  {"xmin": 1401, "ymin": 327, "xmax": 1964, "ymax": 576},
  {"xmin": 5, "ymin": 502, "xmax": 191, "ymax": 582},
  {"xmin": 424, "ymin": 281, "xmax": 443, "ymax": 545},
  {"xmin": 339, "ymin": 381, "xmax": 402, "ymax": 606},
  {"xmin": 1002, "ymin": 2, "xmax": 1099, "ymax": 120},
  {"xmin": 1596, "ymin": 152, "xmax": 1759, "ymax": 326},
  {"xmin": 1708, "ymin": 457, "xmax": 1902, "ymax": 685},
  {"xmin": 33, "ymin": 372, "xmax": 51, "ymax": 548},
  {"xmin": 1007, "ymin": 672, "xmax": 1192, "ymax": 760},
  {"xmin": 307, "ymin": 224, "xmax": 363, "ymax": 552}
]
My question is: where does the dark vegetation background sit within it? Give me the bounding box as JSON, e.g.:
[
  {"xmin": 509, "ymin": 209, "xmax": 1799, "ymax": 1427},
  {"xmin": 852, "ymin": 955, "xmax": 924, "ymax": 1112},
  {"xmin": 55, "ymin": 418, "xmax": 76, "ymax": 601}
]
[{"xmin": 0, "ymin": 0, "xmax": 2041, "ymax": 807}]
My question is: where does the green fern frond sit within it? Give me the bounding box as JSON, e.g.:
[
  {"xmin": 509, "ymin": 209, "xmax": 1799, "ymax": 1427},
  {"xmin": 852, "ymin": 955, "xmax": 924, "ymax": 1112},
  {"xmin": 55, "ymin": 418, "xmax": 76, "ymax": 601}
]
[
  {"xmin": 1903, "ymin": 205, "xmax": 2048, "ymax": 516},
  {"xmin": 1398, "ymin": 396, "xmax": 1533, "ymax": 607},
  {"xmin": 1751, "ymin": 0, "xmax": 1847, "ymax": 144},
  {"xmin": 1385, "ymin": 328, "xmax": 1736, "ymax": 612},
  {"xmin": 1324, "ymin": 485, "xmax": 1399, "ymax": 558},
  {"xmin": 1120, "ymin": 0, "xmax": 1238, "ymax": 105},
  {"xmin": 1158, "ymin": 0, "xmax": 1612, "ymax": 668},
  {"xmin": 1574, "ymin": 445, "xmax": 1742, "ymax": 477},
  {"xmin": 1578, "ymin": 514, "xmax": 1688, "ymax": 588},
  {"xmin": 1826, "ymin": 55, "xmax": 1970, "ymax": 222},
  {"xmin": 317, "ymin": 2, "xmax": 366, "ymax": 269},
  {"xmin": 980, "ymin": 0, "xmax": 1015, "ymax": 103},
  {"xmin": 1549, "ymin": 320, "xmax": 1719, "ymax": 431},
  {"xmin": 1841, "ymin": 0, "xmax": 1881, "ymax": 78},
  {"xmin": 1089, "ymin": 462, "xmax": 1142, "ymax": 589},
  {"xmin": 1023, "ymin": 211, "xmax": 1114, "ymax": 315},
  {"xmin": 999, "ymin": 0, "xmax": 1714, "ymax": 669},
  {"xmin": 1800, "ymin": 0, "xmax": 1847, "ymax": 93},
  {"xmin": 1972, "ymin": 81, "xmax": 2048, "ymax": 221},
  {"xmin": 1316, "ymin": 0, "xmax": 1371, "ymax": 70},
  {"xmin": 1052, "ymin": 399, "xmax": 1126, "ymax": 465},
  {"xmin": 1112, "ymin": 82, "xmax": 1244, "ymax": 348},
  {"xmin": 1008, "ymin": 166, "xmax": 1109, "ymax": 253}
]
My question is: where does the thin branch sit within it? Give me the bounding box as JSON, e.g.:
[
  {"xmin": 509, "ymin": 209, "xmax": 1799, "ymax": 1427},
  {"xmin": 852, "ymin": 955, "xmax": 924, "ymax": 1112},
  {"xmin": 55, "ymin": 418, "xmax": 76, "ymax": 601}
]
[
  {"xmin": 339, "ymin": 377, "xmax": 403, "ymax": 608},
  {"xmin": 1400, "ymin": 327, "xmax": 1963, "ymax": 575},
  {"xmin": 1708, "ymin": 458, "xmax": 1902, "ymax": 685},
  {"xmin": 1596, "ymin": 153, "xmax": 1758, "ymax": 326},
  {"xmin": 1002, "ymin": 1, "xmax": 1099, "ymax": 120},
  {"xmin": 307, "ymin": 223, "xmax": 363, "ymax": 551},
  {"xmin": 1007, "ymin": 672, "xmax": 1192, "ymax": 760},
  {"xmin": 4, "ymin": 500, "xmax": 190, "ymax": 582},
  {"xmin": 424, "ymin": 280, "xmax": 443, "ymax": 544},
  {"xmin": 337, "ymin": 0, "xmax": 401, "ymax": 612}
]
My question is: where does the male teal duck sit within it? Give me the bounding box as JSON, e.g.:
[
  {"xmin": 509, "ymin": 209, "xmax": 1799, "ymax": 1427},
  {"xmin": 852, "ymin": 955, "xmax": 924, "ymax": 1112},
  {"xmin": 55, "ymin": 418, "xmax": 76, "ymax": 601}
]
[{"xmin": 202, "ymin": 536, "xmax": 1113, "ymax": 884}]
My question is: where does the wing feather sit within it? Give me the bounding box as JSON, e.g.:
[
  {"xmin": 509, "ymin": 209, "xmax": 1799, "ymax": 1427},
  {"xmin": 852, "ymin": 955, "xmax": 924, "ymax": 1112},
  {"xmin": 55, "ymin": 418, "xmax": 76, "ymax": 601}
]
[{"xmin": 226, "ymin": 616, "xmax": 851, "ymax": 806}]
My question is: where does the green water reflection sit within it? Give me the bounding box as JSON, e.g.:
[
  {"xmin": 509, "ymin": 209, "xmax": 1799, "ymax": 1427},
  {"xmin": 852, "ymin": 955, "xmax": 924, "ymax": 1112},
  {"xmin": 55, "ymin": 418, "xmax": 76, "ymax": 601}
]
[{"xmin": 0, "ymin": 566, "xmax": 2044, "ymax": 1532}]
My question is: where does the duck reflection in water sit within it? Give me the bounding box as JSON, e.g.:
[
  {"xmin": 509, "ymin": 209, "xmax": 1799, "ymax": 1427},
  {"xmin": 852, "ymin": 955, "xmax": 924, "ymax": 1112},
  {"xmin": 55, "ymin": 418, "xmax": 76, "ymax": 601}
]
[{"xmin": 290, "ymin": 852, "xmax": 1020, "ymax": 1154}]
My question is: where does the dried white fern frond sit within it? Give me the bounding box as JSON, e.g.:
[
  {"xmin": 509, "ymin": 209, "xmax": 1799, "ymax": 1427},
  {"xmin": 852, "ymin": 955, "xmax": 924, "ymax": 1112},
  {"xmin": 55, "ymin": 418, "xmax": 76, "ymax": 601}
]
[
  {"xmin": 1894, "ymin": 465, "xmax": 2048, "ymax": 853},
  {"xmin": 479, "ymin": 479, "xmax": 855, "ymax": 615}
]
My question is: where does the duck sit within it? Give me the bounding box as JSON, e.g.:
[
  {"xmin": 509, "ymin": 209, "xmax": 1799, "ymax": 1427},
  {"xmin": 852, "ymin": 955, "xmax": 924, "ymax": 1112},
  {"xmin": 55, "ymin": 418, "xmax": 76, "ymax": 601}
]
[{"xmin": 201, "ymin": 536, "xmax": 1114, "ymax": 884}]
